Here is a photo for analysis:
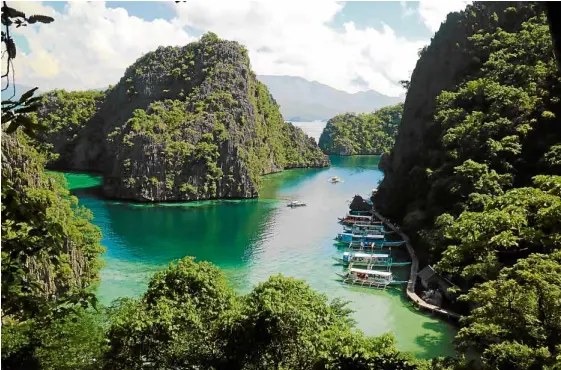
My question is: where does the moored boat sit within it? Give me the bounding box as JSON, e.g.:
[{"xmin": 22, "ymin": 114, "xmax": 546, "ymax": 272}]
[
  {"xmin": 341, "ymin": 241, "xmax": 405, "ymax": 250},
  {"xmin": 338, "ymin": 214, "xmax": 379, "ymax": 226},
  {"xmin": 287, "ymin": 200, "xmax": 306, "ymax": 207},
  {"xmin": 332, "ymin": 251, "xmax": 411, "ymax": 267},
  {"xmin": 343, "ymin": 224, "xmax": 385, "ymax": 235},
  {"xmin": 335, "ymin": 232, "xmax": 384, "ymax": 245},
  {"xmin": 336, "ymin": 268, "xmax": 407, "ymax": 289},
  {"xmin": 349, "ymin": 210, "xmax": 373, "ymax": 217}
]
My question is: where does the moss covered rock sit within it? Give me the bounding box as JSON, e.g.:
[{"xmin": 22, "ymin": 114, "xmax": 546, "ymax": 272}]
[
  {"xmin": 1, "ymin": 132, "xmax": 104, "ymax": 319},
  {"xmin": 318, "ymin": 103, "xmax": 403, "ymax": 155},
  {"xmin": 35, "ymin": 33, "xmax": 329, "ymax": 202}
]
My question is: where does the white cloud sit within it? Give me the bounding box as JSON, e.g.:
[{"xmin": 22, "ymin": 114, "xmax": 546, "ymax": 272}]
[
  {"xmin": 9, "ymin": 0, "xmax": 470, "ymax": 96},
  {"xmin": 11, "ymin": 1, "xmax": 195, "ymax": 91},
  {"xmin": 172, "ymin": 0, "xmax": 425, "ymax": 96},
  {"xmin": 418, "ymin": 0, "xmax": 471, "ymax": 33}
]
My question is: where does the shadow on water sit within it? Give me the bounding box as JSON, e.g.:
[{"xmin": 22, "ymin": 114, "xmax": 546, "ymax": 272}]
[{"xmin": 415, "ymin": 321, "xmax": 457, "ymax": 359}]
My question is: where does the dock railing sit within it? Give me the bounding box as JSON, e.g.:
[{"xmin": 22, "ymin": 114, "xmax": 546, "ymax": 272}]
[{"xmin": 372, "ymin": 208, "xmax": 462, "ymax": 322}]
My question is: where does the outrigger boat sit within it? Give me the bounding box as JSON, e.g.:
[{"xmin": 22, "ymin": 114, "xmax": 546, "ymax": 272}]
[
  {"xmin": 332, "ymin": 251, "xmax": 411, "ymax": 268},
  {"xmin": 336, "ymin": 267, "xmax": 408, "ymax": 289},
  {"xmin": 343, "ymin": 221, "xmax": 385, "ymax": 231},
  {"xmin": 349, "ymin": 210, "xmax": 373, "ymax": 217},
  {"xmin": 338, "ymin": 214, "xmax": 381, "ymax": 226},
  {"xmin": 343, "ymin": 224, "xmax": 385, "ymax": 235},
  {"xmin": 343, "ymin": 241, "xmax": 406, "ymax": 250},
  {"xmin": 287, "ymin": 200, "xmax": 306, "ymax": 208},
  {"xmin": 335, "ymin": 232, "xmax": 385, "ymax": 245}
]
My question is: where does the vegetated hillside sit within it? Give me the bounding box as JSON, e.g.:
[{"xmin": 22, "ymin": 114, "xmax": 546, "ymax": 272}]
[
  {"xmin": 33, "ymin": 33, "xmax": 328, "ymax": 202},
  {"xmin": 1, "ymin": 131, "xmax": 104, "ymax": 322},
  {"xmin": 257, "ymin": 75, "xmax": 403, "ymax": 121},
  {"xmin": 375, "ymin": 2, "xmax": 561, "ymax": 368},
  {"xmin": 318, "ymin": 103, "xmax": 403, "ymax": 155},
  {"xmin": 34, "ymin": 89, "xmax": 106, "ymax": 166}
]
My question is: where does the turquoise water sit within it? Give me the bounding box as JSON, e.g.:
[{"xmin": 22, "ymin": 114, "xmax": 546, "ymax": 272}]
[{"xmin": 61, "ymin": 155, "xmax": 457, "ymax": 359}]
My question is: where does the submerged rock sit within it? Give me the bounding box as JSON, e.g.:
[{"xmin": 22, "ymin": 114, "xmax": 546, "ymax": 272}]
[{"xmin": 35, "ymin": 33, "xmax": 329, "ymax": 202}]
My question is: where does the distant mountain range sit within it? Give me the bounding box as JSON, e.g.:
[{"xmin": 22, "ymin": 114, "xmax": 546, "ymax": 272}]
[
  {"xmin": 3, "ymin": 77, "xmax": 403, "ymax": 122},
  {"xmin": 257, "ymin": 75, "xmax": 404, "ymax": 122}
]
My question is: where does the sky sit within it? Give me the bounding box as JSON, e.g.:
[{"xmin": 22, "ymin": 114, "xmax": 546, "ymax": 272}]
[{"xmin": 8, "ymin": 1, "xmax": 471, "ymax": 97}]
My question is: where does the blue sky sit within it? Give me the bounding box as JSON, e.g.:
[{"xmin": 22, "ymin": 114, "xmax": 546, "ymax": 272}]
[{"xmin": 10, "ymin": 1, "xmax": 470, "ymax": 95}]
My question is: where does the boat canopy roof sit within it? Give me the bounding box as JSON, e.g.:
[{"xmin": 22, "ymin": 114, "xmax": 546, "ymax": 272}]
[
  {"xmin": 346, "ymin": 214, "xmax": 371, "ymax": 219},
  {"xmin": 354, "ymin": 253, "xmax": 388, "ymax": 258},
  {"xmin": 365, "ymin": 234, "xmax": 384, "ymax": 239},
  {"xmin": 350, "ymin": 268, "xmax": 393, "ymax": 277}
]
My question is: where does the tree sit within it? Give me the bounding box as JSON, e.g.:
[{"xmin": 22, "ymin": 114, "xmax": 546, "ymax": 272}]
[
  {"xmin": 318, "ymin": 103, "xmax": 404, "ymax": 155},
  {"xmin": 2, "ymin": 308, "xmax": 108, "ymax": 370},
  {"xmin": 103, "ymin": 258, "xmax": 417, "ymax": 370},
  {"xmin": 104, "ymin": 257, "xmax": 235, "ymax": 369},
  {"xmin": 436, "ymin": 175, "xmax": 561, "ymax": 284},
  {"xmin": 455, "ymin": 251, "xmax": 561, "ymax": 370}
]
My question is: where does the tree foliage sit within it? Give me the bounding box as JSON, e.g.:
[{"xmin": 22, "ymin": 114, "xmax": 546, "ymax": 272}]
[
  {"xmin": 103, "ymin": 257, "xmax": 416, "ymax": 370},
  {"xmin": 375, "ymin": 3, "xmax": 561, "ymax": 367},
  {"xmin": 30, "ymin": 89, "xmax": 105, "ymax": 164},
  {"xmin": 1, "ymin": 131, "xmax": 105, "ymax": 322},
  {"xmin": 455, "ymin": 252, "xmax": 561, "ymax": 370},
  {"xmin": 319, "ymin": 103, "xmax": 403, "ymax": 155}
]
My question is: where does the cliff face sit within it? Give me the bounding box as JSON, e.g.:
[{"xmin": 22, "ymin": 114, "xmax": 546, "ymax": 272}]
[
  {"xmin": 1, "ymin": 132, "xmax": 104, "ymax": 319},
  {"xmin": 36, "ymin": 33, "xmax": 329, "ymax": 202},
  {"xmin": 318, "ymin": 103, "xmax": 403, "ymax": 155},
  {"xmin": 33, "ymin": 89, "xmax": 105, "ymax": 167},
  {"xmin": 375, "ymin": 2, "xmax": 541, "ymax": 221}
]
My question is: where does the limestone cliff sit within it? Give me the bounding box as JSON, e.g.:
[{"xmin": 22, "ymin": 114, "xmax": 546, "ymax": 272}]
[
  {"xmin": 36, "ymin": 33, "xmax": 329, "ymax": 202},
  {"xmin": 375, "ymin": 2, "xmax": 541, "ymax": 221},
  {"xmin": 1, "ymin": 132, "xmax": 104, "ymax": 319},
  {"xmin": 318, "ymin": 103, "xmax": 403, "ymax": 155}
]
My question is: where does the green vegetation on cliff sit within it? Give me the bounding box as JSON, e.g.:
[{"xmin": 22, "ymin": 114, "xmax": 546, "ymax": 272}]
[
  {"xmin": 31, "ymin": 89, "xmax": 105, "ymax": 165},
  {"xmin": 375, "ymin": 2, "xmax": 561, "ymax": 368},
  {"xmin": 34, "ymin": 33, "xmax": 329, "ymax": 202},
  {"xmin": 1, "ymin": 131, "xmax": 105, "ymax": 368},
  {"xmin": 1, "ymin": 131, "xmax": 105, "ymax": 321},
  {"xmin": 318, "ymin": 103, "xmax": 403, "ymax": 155}
]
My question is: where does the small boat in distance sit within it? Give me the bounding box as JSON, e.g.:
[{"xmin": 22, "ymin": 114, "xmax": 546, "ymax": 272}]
[
  {"xmin": 336, "ymin": 268, "xmax": 407, "ymax": 289},
  {"xmin": 330, "ymin": 176, "xmax": 343, "ymax": 183},
  {"xmin": 287, "ymin": 200, "xmax": 306, "ymax": 208}
]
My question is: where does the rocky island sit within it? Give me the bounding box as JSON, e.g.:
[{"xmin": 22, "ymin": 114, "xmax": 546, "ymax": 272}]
[
  {"xmin": 318, "ymin": 103, "xmax": 403, "ymax": 155},
  {"xmin": 33, "ymin": 33, "xmax": 329, "ymax": 202}
]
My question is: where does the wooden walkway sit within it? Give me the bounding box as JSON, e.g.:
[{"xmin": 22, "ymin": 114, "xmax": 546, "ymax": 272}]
[{"xmin": 372, "ymin": 208, "xmax": 462, "ymax": 323}]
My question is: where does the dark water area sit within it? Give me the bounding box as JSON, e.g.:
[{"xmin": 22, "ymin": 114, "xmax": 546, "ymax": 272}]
[{"xmin": 60, "ymin": 155, "xmax": 456, "ymax": 358}]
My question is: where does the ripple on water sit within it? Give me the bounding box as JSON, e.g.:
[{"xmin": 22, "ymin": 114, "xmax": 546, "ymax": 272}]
[{"xmin": 61, "ymin": 155, "xmax": 457, "ymax": 359}]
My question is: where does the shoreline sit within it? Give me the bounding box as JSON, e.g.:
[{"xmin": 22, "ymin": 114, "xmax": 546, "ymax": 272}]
[{"xmin": 371, "ymin": 208, "xmax": 462, "ymax": 325}]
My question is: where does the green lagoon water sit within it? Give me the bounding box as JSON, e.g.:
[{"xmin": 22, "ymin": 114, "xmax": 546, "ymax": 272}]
[{"xmin": 62, "ymin": 155, "xmax": 457, "ymax": 359}]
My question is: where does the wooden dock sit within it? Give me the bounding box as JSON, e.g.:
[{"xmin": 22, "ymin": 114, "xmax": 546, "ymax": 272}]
[{"xmin": 372, "ymin": 209, "xmax": 462, "ymax": 323}]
